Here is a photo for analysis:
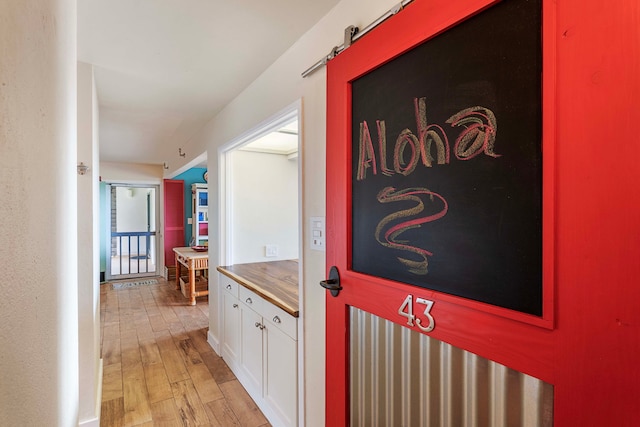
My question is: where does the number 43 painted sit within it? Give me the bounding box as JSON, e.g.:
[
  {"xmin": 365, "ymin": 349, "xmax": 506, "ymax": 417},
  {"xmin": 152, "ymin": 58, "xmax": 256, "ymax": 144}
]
[{"xmin": 398, "ymin": 295, "xmax": 435, "ymax": 332}]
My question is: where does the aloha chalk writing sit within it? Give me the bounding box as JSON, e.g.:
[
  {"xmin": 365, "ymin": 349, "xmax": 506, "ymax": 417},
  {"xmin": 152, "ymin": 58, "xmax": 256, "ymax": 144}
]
[
  {"xmin": 359, "ymin": 97, "xmax": 500, "ymax": 276},
  {"xmin": 357, "ymin": 97, "xmax": 498, "ymax": 181}
]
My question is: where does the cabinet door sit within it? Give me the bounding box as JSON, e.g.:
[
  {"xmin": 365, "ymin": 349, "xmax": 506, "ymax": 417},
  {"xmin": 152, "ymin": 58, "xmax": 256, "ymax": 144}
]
[
  {"xmin": 221, "ymin": 292, "xmax": 241, "ymax": 368},
  {"xmin": 264, "ymin": 324, "xmax": 298, "ymax": 427},
  {"xmin": 240, "ymin": 306, "xmax": 264, "ymax": 396}
]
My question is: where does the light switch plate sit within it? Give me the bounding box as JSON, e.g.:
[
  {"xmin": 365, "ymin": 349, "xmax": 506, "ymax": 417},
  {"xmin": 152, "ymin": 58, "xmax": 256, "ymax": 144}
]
[{"xmin": 310, "ymin": 216, "xmax": 325, "ymax": 251}]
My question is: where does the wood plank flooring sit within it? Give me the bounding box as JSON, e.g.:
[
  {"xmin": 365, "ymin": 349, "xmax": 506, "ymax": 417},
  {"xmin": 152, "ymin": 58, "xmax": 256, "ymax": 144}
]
[{"xmin": 100, "ymin": 277, "xmax": 270, "ymax": 427}]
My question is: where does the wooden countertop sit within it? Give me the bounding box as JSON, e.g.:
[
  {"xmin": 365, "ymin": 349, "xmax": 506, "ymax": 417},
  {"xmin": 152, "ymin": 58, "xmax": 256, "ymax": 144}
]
[
  {"xmin": 173, "ymin": 246, "xmax": 208, "ymax": 259},
  {"xmin": 217, "ymin": 260, "xmax": 299, "ymax": 317}
]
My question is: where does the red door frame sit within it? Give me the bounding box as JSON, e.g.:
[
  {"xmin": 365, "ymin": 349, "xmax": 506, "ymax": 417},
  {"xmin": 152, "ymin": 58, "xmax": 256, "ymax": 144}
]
[{"xmin": 325, "ymin": 0, "xmax": 557, "ymax": 424}]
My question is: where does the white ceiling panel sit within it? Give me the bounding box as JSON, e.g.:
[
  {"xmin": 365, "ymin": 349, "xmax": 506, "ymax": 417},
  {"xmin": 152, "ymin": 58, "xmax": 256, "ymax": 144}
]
[{"xmin": 78, "ymin": 0, "xmax": 339, "ymax": 164}]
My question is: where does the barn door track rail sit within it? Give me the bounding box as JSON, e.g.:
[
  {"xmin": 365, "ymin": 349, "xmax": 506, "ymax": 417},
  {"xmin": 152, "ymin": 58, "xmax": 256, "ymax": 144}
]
[{"xmin": 301, "ymin": 0, "xmax": 414, "ymax": 78}]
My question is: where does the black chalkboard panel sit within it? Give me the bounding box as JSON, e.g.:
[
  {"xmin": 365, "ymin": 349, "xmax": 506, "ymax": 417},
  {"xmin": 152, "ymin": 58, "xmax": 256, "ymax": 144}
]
[{"xmin": 351, "ymin": 0, "xmax": 542, "ymax": 316}]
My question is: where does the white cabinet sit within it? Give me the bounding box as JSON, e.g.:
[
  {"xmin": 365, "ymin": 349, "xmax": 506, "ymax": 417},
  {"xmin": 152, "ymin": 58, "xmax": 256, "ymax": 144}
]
[
  {"xmin": 221, "ymin": 277, "xmax": 240, "ymax": 369},
  {"xmin": 219, "ymin": 273, "xmax": 298, "ymax": 427},
  {"xmin": 191, "ymin": 183, "xmax": 208, "ymax": 246},
  {"xmin": 240, "ymin": 300, "xmax": 264, "ymax": 394},
  {"xmin": 263, "ymin": 316, "xmax": 297, "ymax": 426}
]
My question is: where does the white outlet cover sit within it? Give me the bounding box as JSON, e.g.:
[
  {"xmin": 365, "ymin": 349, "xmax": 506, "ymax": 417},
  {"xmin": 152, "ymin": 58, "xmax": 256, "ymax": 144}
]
[{"xmin": 265, "ymin": 244, "xmax": 278, "ymax": 257}]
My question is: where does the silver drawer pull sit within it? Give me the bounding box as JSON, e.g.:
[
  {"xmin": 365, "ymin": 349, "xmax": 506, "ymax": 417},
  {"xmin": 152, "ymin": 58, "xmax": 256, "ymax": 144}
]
[
  {"xmin": 226, "ymin": 284, "xmax": 232, "ymax": 290},
  {"xmin": 232, "ymin": 303, "xmax": 238, "ymax": 308},
  {"xmin": 245, "ymin": 297, "xmax": 253, "ymax": 304},
  {"xmin": 272, "ymin": 316, "xmax": 281, "ymax": 324},
  {"xmin": 255, "ymin": 322, "xmax": 265, "ymax": 330}
]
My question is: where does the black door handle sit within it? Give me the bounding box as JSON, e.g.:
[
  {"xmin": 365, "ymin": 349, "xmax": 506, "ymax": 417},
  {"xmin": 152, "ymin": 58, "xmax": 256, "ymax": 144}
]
[{"xmin": 320, "ymin": 266, "xmax": 342, "ymax": 297}]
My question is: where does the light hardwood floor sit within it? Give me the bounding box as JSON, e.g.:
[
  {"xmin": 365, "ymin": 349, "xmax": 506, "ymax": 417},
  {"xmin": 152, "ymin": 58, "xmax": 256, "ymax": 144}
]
[{"xmin": 100, "ymin": 277, "xmax": 270, "ymax": 427}]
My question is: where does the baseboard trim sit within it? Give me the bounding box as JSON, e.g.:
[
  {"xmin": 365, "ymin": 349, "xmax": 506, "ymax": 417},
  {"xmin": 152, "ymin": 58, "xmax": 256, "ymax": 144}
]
[
  {"xmin": 79, "ymin": 358, "xmax": 103, "ymax": 427},
  {"xmin": 207, "ymin": 330, "xmax": 220, "ymax": 356}
]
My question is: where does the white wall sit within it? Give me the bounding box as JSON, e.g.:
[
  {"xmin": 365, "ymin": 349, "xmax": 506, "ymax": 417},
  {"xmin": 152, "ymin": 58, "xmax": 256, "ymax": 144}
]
[
  {"xmin": 230, "ymin": 150, "xmax": 298, "ymax": 264},
  {"xmin": 0, "ymin": 1, "xmax": 79, "ymax": 425},
  {"xmin": 101, "ymin": 161, "xmax": 163, "ymax": 183},
  {"xmin": 163, "ymin": 0, "xmax": 401, "ymax": 424},
  {"xmin": 77, "ymin": 61, "xmax": 102, "ymax": 426}
]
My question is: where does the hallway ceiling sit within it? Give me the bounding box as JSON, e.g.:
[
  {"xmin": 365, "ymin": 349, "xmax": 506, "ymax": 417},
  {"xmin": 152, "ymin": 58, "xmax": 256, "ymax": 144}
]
[{"xmin": 78, "ymin": 0, "xmax": 339, "ymax": 166}]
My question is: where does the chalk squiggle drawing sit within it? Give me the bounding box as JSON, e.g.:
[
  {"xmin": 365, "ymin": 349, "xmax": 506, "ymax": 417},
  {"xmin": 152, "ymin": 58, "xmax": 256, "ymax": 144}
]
[{"xmin": 374, "ymin": 186, "xmax": 449, "ymax": 275}]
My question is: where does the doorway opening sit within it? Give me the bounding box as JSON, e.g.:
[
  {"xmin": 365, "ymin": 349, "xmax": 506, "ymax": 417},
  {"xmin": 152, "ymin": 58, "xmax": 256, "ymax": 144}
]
[
  {"xmin": 219, "ymin": 103, "xmax": 301, "ymax": 266},
  {"xmin": 218, "ymin": 100, "xmax": 304, "ymax": 423},
  {"xmin": 106, "ymin": 183, "xmax": 160, "ymax": 281}
]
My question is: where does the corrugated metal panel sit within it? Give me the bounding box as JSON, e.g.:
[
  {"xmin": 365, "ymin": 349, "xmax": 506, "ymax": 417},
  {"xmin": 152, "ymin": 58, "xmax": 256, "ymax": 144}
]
[{"xmin": 350, "ymin": 308, "xmax": 553, "ymax": 427}]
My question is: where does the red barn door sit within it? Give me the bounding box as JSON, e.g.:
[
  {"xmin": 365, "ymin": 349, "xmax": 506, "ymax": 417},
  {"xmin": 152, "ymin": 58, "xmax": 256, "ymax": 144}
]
[{"xmin": 324, "ymin": 0, "xmax": 557, "ymax": 424}]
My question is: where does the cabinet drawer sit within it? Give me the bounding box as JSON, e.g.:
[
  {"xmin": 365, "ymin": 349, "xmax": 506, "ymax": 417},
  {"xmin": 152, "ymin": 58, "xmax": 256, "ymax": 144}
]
[
  {"xmin": 220, "ymin": 274, "xmax": 239, "ymax": 298},
  {"xmin": 264, "ymin": 303, "xmax": 297, "ymax": 340},
  {"xmin": 239, "ymin": 286, "xmax": 265, "ymax": 314}
]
